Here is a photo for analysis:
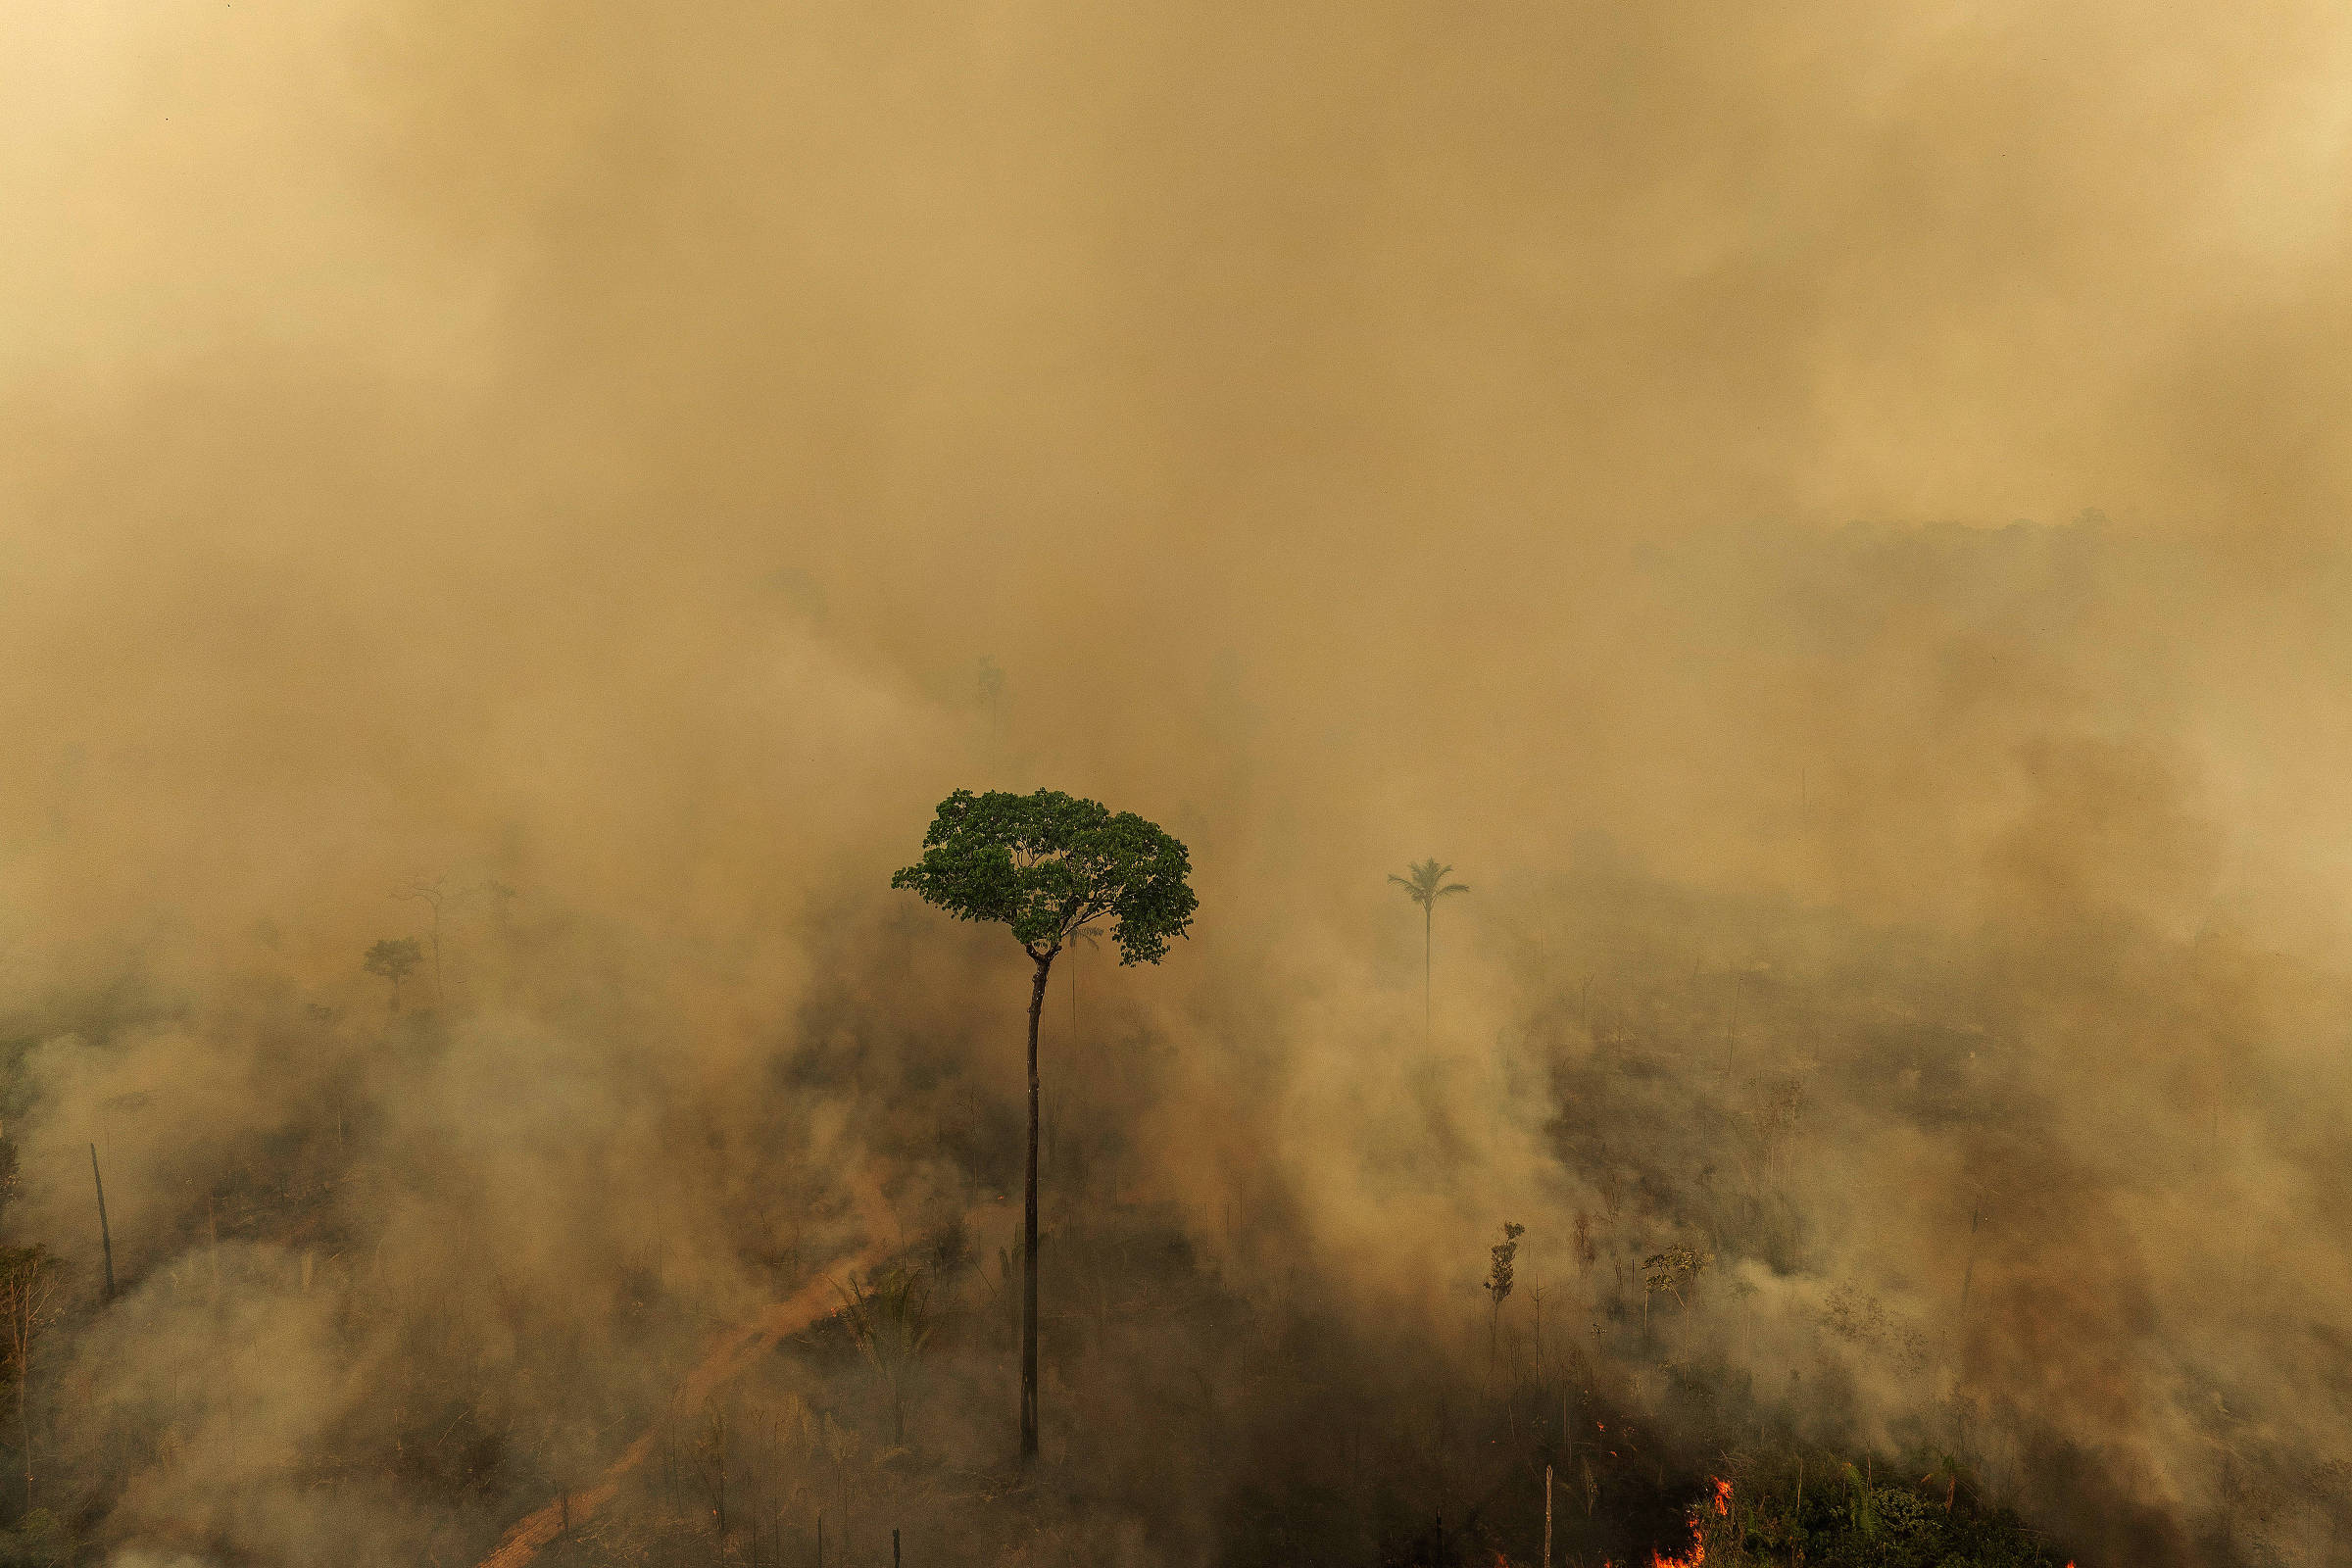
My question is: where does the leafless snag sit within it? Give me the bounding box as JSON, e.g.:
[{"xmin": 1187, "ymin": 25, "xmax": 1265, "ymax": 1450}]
[
  {"xmin": 394, "ymin": 874, "xmax": 451, "ymax": 1006},
  {"xmin": 0, "ymin": 1247, "xmax": 64, "ymax": 1509}
]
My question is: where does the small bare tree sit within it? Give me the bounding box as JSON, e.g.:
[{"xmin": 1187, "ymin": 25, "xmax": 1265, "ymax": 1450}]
[{"xmin": 0, "ymin": 1247, "xmax": 64, "ymax": 1508}]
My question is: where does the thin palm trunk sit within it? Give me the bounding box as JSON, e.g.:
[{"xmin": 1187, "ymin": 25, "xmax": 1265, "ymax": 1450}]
[
  {"xmin": 1391, "ymin": 860, "xmax": 1465, "ymax": 1046},
  {"xmin": 1022, "ymin": 954, "xmax": 1053, "ymax": 1463},
  {"xmin": 1424, "ymin": 904, "xmax": 1433, "ymax": 1043}
]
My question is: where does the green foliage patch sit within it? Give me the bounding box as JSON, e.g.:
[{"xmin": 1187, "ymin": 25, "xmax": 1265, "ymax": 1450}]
[{"xmin": 1694, "ymin": 1451, "xmax": 2070, "ymax": 1568}]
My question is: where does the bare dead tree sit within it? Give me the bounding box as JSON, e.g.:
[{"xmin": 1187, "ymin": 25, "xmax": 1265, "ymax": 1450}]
[
  {"xmin": 395, "ymin": 875, "xmax": 450, "ymax": 1006},
  {"xmin": 0, "ymin": 1248, "xmax": 64, "ymax": 1508}
]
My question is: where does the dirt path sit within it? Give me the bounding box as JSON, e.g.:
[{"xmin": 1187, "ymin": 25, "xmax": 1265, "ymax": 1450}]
[{"xmin": 474, "ymin": 1173, "xmax": 899, "ymax": 1568}]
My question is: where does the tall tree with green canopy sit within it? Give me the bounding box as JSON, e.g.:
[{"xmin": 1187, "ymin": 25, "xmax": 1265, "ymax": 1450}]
[
  {"xmin": 891, "ymin": 788, "xmax": 1197, "ymax": 1462},
  {"xmin": 1390, "ymin": 858, "xmax": 1468, "ymax": 1041}
]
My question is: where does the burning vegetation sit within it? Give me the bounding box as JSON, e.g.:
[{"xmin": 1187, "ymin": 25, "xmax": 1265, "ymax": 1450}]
[{"xmin": 9, "ymin": 0, "xmax": 2352, "ymax": 1561}]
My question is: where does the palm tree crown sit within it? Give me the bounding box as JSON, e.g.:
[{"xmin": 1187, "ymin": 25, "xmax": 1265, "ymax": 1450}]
[{"xmin": 1389, "ymin": 859, "xmax": 1469, "ymax": 910}]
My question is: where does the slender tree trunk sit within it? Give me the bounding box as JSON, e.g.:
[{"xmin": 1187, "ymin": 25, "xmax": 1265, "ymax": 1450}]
[
  {"xmin": 1959, "ymin": 1200, "xmax": 1985, "ymax": 1319},
  {"xmin": 90, "ymin": 1145, "xmax": 115, "ymax": 1303},
  {"xmin": 1424, "ymin": 904, "xmax": 1433, "ymax": 1043},
  {"xmin": 1022, "ymin": 954, "xmax": 1053, "ymax": 1463},
  {"xmin": 15, "ymin": 1296, "xmax": 39, "ymax": 1513},
  {"xmin": 1544, "ymin": 1463, "xmax": 1552, "ymax": 1568},
  {"xmin": 1792, "ymin": 1459, "xmax": 1803, "ymax": 1567}
]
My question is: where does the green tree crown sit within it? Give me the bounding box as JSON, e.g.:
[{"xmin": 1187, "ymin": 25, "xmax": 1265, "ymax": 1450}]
[{"xmin": 890, "ymin": 789, "xmax": 1197, "ymax": 963}]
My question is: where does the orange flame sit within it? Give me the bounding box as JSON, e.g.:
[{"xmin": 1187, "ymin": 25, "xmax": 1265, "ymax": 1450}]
[{"xmin": 1647, "ymin": 1477, "xmax": 1731, "ymax": 1567}]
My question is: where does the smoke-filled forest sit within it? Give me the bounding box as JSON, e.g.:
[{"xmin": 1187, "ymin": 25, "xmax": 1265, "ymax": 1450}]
[{"xmin": 9, "ymin": 2, "xmax": 2352, "ymax": 1565}]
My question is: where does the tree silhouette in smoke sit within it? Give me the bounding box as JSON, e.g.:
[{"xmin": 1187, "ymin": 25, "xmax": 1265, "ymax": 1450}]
[
  {"xmin": 974, "ymin": 656, "xmax": 1006, "ymax": 739},
  {"xmin": 1483, "ymin": 1220, "xmax": 1524, "ymax": 1379},
  {"xmin": 891, "ymin": 787, "xmax": 1196, "ymax": 1463},
  {"xmin": 364, "ymin": 937, "xmax": 423, "ymax": 1014},
  {"xmin": 1390, "ymin": 858, "xmax": 1468, "ymax": 1042}
]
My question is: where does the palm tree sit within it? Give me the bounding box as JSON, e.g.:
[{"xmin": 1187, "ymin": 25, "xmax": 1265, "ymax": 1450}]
[
  {"xmin": 1389, "ymin": 858, "xmax": 1469, "ymax": 1041},
  {"xmin": 835, "ymin": 1266, "xmax": 936, "ymax": 1446}
]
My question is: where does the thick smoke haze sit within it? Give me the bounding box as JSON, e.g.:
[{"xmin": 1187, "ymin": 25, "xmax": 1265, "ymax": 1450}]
[{"xmin": 5, "ymin": 0, "xmax": 2352, "ymax": 1563}]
